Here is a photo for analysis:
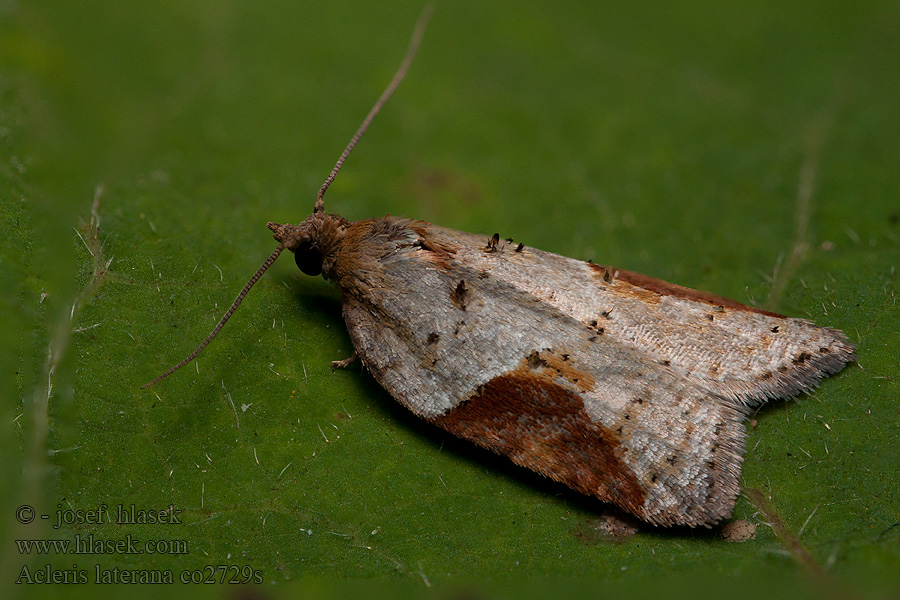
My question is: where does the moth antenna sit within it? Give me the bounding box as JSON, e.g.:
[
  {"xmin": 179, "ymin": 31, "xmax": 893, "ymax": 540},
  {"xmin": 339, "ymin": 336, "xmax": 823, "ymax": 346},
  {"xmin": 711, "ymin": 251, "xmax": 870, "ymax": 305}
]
[
  {"xmin": 314, "ymin": 4, "xmax": 434, "ymax": 213},
  {"xmin": 143, "ymin": 9, "xmax": 432, "ymax": 388},
  {"xmin": 141, "ymin": 246, "xmax": 285, "ymax": 388}
]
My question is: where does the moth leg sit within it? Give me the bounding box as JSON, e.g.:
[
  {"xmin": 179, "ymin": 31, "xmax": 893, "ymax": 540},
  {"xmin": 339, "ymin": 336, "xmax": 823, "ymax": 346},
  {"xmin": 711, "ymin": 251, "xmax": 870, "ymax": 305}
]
[{"xmin": 331, "ymin": 352, "xmax": 359, "ymax": 371}]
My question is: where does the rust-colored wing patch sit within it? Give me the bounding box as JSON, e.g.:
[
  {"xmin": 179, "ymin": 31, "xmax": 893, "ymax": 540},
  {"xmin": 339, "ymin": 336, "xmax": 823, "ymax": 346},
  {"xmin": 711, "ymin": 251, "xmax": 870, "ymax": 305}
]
[
  {"xmin": 431, "ymin": 366, "xmax": 646, "ymax": 515},
  {"xmin": 590, "ymin": 263, "xmax": 784, "ymax": 317}
]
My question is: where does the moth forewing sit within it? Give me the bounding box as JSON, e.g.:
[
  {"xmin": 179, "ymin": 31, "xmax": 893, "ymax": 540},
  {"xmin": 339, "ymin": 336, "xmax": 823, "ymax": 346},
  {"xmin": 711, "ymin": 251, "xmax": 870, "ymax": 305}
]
[{"xmin": 320, "ymin": 216, "xmax": 853, "ymax": 526}]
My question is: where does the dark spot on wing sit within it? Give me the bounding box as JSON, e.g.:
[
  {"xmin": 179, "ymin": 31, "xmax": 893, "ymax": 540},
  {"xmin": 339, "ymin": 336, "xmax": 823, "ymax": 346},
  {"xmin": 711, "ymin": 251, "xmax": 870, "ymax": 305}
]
[
  {"xmin": 526, "ymin": 350, "xmax": 548, "ymax": 370},
  {"xmin": 450, "ymin": 280, "xmax": 469, "ymax": 311},
  {"xmin": 793, "ymin": 352, "xmax": 812, "ymax": 364}
]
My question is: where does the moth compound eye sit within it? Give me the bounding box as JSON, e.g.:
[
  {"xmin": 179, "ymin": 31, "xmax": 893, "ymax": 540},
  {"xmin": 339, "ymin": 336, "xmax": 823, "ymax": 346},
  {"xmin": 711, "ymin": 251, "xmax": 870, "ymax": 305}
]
[{"xmin": 294, "ymin": 241, "xmax": 323, "ymax": 276}]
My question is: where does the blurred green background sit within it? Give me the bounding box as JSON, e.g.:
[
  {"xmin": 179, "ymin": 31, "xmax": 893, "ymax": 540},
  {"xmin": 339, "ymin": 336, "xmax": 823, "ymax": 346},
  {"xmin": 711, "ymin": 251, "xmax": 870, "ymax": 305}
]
[{"xmin": 2, "ymin": 0, "xmax": 898, "ymax": 598}]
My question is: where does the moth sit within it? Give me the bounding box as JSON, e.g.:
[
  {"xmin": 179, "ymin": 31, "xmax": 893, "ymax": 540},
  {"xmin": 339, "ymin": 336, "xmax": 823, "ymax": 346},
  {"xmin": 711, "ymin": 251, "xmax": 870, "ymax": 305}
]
[{"xmin": 144, "ymin": 11, "xmax": 855, "ymax": 527}]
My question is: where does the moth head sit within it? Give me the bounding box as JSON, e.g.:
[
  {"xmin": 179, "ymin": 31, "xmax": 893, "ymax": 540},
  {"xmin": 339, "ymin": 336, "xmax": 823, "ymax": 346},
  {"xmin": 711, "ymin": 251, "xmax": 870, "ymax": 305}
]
[{"xmin": 268, "ymin": 212, "xmax": 349, "ymax": 280}]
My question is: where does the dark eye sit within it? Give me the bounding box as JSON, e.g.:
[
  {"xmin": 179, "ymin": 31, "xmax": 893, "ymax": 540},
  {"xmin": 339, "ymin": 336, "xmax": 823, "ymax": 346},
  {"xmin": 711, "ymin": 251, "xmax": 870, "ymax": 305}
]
[{"xmin": 294, "ymin": 241, "xmax": 323, "ymax": 276}]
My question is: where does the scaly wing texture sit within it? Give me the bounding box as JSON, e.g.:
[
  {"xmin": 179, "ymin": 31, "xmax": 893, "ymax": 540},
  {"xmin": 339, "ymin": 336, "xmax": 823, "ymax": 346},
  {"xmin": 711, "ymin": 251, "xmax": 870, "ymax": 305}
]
[
  {"xmin": 428, "ymin": 225, "xmax": 856, "ymax": 407},
  {"xmin": 333, "ymin": 217, "xmax": 755, "ymax": 526}
]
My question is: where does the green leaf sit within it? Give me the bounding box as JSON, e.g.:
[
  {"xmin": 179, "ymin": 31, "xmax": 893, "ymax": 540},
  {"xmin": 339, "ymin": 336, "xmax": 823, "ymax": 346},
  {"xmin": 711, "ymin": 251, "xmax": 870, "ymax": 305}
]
[{"xmin": 3, "ymin": 0, "xmax": 898, "ymax": 597}]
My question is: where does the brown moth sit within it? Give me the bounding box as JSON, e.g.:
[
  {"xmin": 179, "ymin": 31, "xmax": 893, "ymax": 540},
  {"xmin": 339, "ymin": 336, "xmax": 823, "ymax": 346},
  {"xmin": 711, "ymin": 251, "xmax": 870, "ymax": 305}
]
[{"xmin": 144, "ymin": 10, "xmax": 855, "ymax": 527}]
